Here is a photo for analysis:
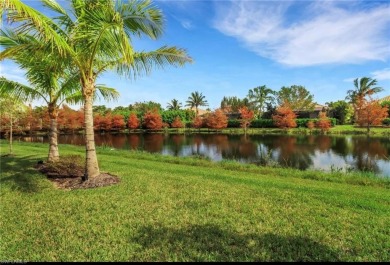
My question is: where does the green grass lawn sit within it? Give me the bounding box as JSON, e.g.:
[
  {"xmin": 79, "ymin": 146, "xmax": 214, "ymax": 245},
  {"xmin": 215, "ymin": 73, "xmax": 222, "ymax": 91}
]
[{"xmin": 1, "ymin": 141, "xmax": 389, "ymax": 261}]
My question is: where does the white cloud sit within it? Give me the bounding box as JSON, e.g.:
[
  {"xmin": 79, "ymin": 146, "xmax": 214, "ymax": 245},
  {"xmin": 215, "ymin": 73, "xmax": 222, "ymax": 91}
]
[
  {"xmin": 214, "ymin": 0, "xmax": 390, "ymax": 67},
  {"xmin": 371, "ymin": 68, "xmax": 390, "ymax": 81}
]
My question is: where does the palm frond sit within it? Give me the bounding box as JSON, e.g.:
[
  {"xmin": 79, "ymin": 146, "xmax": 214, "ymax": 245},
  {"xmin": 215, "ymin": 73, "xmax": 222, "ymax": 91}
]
[
  {"xmin": 3, "ymin": 0, "xmax": 72, "ymax": 56},
  {"xmin": 0, "ymin": 77, "xmax": 48, "ymax": 103},
  {"xmin": 115, "ymin": 46, "xmax": 192, "ymax": 79},
  {"xmin": 118, "ymin": 0, "xmax": 164, "ymax": 40}
]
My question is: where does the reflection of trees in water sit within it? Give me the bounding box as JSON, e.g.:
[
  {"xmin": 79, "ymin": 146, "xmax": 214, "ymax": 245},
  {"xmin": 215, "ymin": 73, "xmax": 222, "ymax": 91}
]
[
  {"xmin": 351, "ymin": 137, "xmax": 389, "ymax": 173},
  {"xmin": 167, "ymin": 134, "xmax": 186, "ymax": 156},
  {"xmin": 314, "ymin": 136, "xmax": 332, "ymax": 153},
  {"xmin": 143, "ymin": 133, "xmax": 164, "ymax": 153},
  {"xmin": 258, "ymin": 135, "xmax": 314, "ymax": 170},
  {"xmin": 329, "ymin": 136, "xmax": 351, "ymax": 157},
  {"xmin": 127, "ymin": 134, "xmax": 140, "ymax": 150},
  {"xmin": 94, "ymin": 133, "xmax": 113, "ymax": 148},
  {"xmin": 111, "ymin": 134, "xmax": 127, "ymax": 149}
]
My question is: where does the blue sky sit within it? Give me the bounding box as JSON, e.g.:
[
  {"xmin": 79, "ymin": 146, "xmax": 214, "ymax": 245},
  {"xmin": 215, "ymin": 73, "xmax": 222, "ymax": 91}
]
[{"xmin": 1, "ymin": 0, "xmax": 389, "ymax": 110}]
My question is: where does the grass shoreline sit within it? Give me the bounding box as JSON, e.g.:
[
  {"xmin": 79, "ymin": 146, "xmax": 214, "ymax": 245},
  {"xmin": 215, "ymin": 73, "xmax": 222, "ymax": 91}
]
[{"xmin": 1, "ymin": 142, "xmax": 389, "ymax": 261}]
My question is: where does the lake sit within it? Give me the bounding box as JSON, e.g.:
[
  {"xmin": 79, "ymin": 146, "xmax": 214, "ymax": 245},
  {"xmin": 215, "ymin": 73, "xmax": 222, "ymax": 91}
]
[{"xmin": 17, "ymin": 133, "xmax": 390, "ymax": 177}]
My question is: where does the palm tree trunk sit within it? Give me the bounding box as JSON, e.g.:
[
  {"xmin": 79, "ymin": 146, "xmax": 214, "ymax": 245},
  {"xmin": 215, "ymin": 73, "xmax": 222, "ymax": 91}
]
[
  {"xmin": 83, "ymin": 86, "xmax": 100, "ymax": 180},
  {"xmin": 9, "ymin": 114, "xmax": 13, "ymax": 155},
  {"xmin": 47, "ymin": 107, "xmax": 59, "ymax": 162}
]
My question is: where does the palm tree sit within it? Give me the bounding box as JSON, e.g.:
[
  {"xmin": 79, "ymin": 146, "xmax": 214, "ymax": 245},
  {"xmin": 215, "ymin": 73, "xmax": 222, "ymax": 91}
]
[
  {"xmin": 247, "ymin": 85, "xmax": 275, "ymax": 118},
  {"xmin": 2, "ymin": 0, "xmax": 192, "ymax": 180},
  {"xmin": 185, "ymin": 91, "xmax": 208, "ymax": 116},
  {"xmin": 0, "ymin": 33, "xmax": 119, "ymax": 162},
  {"xmin": 166, "ymin": 99, "xmax": 182, "ymax": 110},
  {"xmin": 346, "ymin": 77, "xmax": 383, "ymax": 123}
]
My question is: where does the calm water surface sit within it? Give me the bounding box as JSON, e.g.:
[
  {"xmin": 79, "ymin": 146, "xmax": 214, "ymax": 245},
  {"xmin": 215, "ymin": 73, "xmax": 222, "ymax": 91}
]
[{"xmin": 19, "ymin": 133, "xmax": 390, "ymax": 177}]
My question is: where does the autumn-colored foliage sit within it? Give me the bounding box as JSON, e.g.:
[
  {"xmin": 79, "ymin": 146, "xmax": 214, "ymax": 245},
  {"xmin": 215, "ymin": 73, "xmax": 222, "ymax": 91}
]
[
  {"xmin": 315, "ymin": 112, "xmax": 331, "ymax": 133},
  {"xmin": 127, "ymin": 113, "xmax": 140, "ymax": 130},
  {"xmin": 57, "ymin": 105, "xmax": 84, "ymax": 132},
  {"xmin": 356, "ymin": 98, "xmax": 388, "ymax": 133},
  {"xmin": 205, "ymin": 109, "xmax": 228, "ymax": 130},
  {"xmin": 306, "ymin": 120, "xmax": 315, "ymax": 130},
  {"xmin": 111, "ymin": 114, "xmax": 126, "ymax": 130},
  {"xmin": 192, "ymin": 116, "xmax": 203, "ymax": 129},
  {"xmin": 171, "ymin": 116, "xmax": 184, "ymax": 128},
  {"xmin": 94, "ymin": 113, "xmax": 112, "ymax": 131},
  {"xmin": 143, "ymin": 109, "xmax": 163, "ymax": 130},
  {"xmin": 238, "ymin": 106, "xmax": 254, "ymax": 132},
  {"xmin": 272, "ymin": 103, "xmax": 297, "ymax": 129}
]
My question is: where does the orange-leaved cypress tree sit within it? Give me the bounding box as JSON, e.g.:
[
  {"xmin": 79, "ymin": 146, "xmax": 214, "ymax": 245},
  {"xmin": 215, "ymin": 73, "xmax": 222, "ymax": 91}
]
[
  {"xmin": 143, "ymin": 109, "xmax": 163, "ymax": 130},
  {"xmin": 357, "ymin": 98, "xmax": 388, "ymax": 133},
  {"xmin": 272, "ymin": 103, "xmax": 297, "ymax": 129},
  {"xmin": 206, "ymin": 109, "xmax": 228, "ymax": 129},
  {"xmin": 315, "ymin": 111, "xmax": 331, "ymax": 134},
  {"xmin": 171, "ymin": 116, "xmax": 184, "ymax": 128},
  {"xmin": 239, "ymin": 106, "xmax": 254, "ymax": 134},
  {"xmin": 127, "ymin": 113, "xmax": 140, "ymax": 130}
]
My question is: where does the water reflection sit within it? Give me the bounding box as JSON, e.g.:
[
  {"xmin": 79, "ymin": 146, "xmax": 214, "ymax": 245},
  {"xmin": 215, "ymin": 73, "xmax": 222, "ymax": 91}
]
[{"xmin": 14, "ymin": 133, "xmax": 390, "ymax": 176}]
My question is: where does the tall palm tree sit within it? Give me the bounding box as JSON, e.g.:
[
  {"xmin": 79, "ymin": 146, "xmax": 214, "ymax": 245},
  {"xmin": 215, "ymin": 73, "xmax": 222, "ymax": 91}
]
[
  {"xmin": 346, "ymin": 77, "xmax": 383, "ymax": 123},
  {"xmin": 185, "ymin": 91, "xmax": 208, "ymax": 116},
  {"xmin": 2, "ymin": 0, "xmax": 192, "ymax": 180},
  {"xmin": 247, "ymin": 85, "xmax": 275, "ymax": 118},
  {"xmin": 166, "ymin": 99, "xmax": 182, "ymax": 110},
  {"xmin": 0, "ymin": 33, "xmax": 119, "ymax": 162}
]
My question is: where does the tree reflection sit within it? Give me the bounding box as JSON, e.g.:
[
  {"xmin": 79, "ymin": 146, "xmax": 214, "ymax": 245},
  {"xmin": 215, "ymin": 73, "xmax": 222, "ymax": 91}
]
[
  {"xmin": 351, "ymin": 137, "xmax": 389, "ymax": 173},
  {"xmin": 143, "ymin": 133, "xmax": 164, "ymax": 153},
  {"xmin": 127, "ymin": 134, "xmax": 140, "ymax": 150}
]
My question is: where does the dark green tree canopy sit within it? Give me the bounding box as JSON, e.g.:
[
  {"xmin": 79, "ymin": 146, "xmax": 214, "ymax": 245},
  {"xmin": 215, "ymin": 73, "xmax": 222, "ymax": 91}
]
[{"xmin": 220, "ymin": 96, "xmax": 249, "ymax": 112}]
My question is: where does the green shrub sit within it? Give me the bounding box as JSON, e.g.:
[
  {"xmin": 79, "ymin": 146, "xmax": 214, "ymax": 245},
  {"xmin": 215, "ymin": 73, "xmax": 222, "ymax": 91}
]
[
  {"xmin": 383, "ymin": 118, "xmax": 390, "ymax": 126},
  {"xmin": 250, "ymin": 119, "xmax": 275, "ymax": 128},
  {"xmin": 227, "ymin": 119, "xmax": 241, "ymax": 128}
]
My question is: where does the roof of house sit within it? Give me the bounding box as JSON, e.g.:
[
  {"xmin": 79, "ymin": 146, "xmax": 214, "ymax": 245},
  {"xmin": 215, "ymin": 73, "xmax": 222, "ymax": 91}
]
[
  {"xmin": 294, "ymin": 104, "xmax": 327, "ymax": 112},
  {"xmin": 188, "ymin": 107, "xmax": 210, "ymax": 116}
]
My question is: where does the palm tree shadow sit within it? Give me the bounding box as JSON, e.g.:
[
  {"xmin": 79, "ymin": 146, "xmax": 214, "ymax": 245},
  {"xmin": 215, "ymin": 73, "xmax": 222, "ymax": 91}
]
[
  {"xmin": 0, "ymin": 154, "xmax": 48, "ymax": 193},
  {"xmin": 131, "ymin": 224, "xmax": 342, "ymax": 262}
]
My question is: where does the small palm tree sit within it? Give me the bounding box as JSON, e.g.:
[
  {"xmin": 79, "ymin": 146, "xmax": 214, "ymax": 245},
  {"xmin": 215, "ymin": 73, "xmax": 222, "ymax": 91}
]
[
  {"xmin": 167, "ymin": 99, "xmax": 182, "ymax": 110},
  {"xmin": 346, "ymin": 77, "xmax": 383, "ymax": 123},
  {"xmin": 185, "ymin": 91, "xmax": 208, "ymax": 116},
  {"xmin": 3, "ymin": 0, "xmax": 192, "ymax": 179}
]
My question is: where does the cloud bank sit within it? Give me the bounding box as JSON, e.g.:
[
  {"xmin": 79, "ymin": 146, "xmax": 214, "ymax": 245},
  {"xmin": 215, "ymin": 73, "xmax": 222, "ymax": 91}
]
[{"xmin": 214, "ymin": 0, "xmax": 390, "ymax": 67}]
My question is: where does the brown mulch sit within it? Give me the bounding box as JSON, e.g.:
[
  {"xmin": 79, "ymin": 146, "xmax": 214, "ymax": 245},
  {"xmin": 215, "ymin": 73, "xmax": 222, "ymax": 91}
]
[{"xmin": 35, "ymin": 162, "xmax": 120, "ymax": 190}]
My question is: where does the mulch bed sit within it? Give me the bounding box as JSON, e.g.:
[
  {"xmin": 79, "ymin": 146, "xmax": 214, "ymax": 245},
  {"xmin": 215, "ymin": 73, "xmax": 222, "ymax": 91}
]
[{"xmin": 35, "ymin": 161, "xmax": 120, "ymax": 190}]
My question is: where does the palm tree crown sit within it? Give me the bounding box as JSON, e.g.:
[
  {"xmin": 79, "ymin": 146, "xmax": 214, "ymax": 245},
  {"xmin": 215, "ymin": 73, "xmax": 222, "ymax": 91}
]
[
  {"xmin": 185, "ymin": 91, "xmax": 208, "ymax": 116},
  {"xmin": 347, "ymin": 77, "xmax": 383, "ymax": 103},
  {"xmin": 167, "ymin": 99, "xmax": 182, "ymax": 110}
]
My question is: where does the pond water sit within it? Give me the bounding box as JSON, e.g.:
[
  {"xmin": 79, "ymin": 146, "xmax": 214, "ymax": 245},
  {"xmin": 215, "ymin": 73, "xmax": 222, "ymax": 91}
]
[{"xmin": 18, "ymin": 133, "xmax": 390, "ymax": 177}]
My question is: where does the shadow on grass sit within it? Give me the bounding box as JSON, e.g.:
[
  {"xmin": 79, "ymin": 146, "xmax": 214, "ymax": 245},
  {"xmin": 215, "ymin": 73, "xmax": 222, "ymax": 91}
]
[
  {"xmin": 131, "ymin": 224, "xmax": 341, "ymax": 262},
  {"xmin": 0, "ymin": 154, "xmax": 48, "ymax": 193}
]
